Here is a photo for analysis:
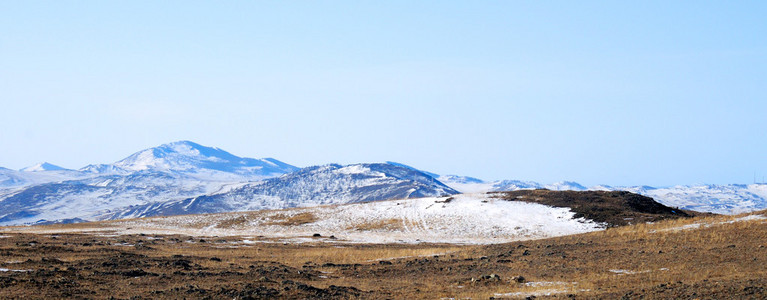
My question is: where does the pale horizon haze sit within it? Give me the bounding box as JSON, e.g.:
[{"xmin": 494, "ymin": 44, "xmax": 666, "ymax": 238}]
[{"xmin": 1, "ymin": 1, "xmax": 766, "ymax": 187}]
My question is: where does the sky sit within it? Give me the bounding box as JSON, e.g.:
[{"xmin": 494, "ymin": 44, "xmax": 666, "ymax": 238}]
[{"xmin": 1, "ymin": 1, "xmax": 766, "ymax": 187}]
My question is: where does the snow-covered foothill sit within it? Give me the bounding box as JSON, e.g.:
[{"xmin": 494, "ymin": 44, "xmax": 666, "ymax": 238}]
[
  {"xmin": 41, "ymin": 194, "xmax": 606, "ymax": 244},
  {"xmin": 0, "ymin": 166, "xmax": 90, "ymax": 189},
  {"xmin": 109, "ymin": 162, "xmax": 459, "ymax": 219}
]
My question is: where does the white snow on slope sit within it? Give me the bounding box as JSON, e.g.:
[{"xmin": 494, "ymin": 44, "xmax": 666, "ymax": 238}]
[
  {"xmin": 16, "ymin": 194, "xmax": 605, "ymax": 244},
  {"xmin": 0, "ymin": 174, "xmax": 241, "ymax": 226},
  {"xmin": 0, "ymin": 168, "xmax": 92, "ymax": 189}
]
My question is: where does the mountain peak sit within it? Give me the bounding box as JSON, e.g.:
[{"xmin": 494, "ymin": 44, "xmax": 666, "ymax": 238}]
[
  {"xmin": 20, "ymin": 162, "xmax": 68, "ymax": 172},
  {"xmin": 545, "ymin": 181, "xmax": 587, "ymax": 191},
  {"xmin": 114, "ymin": 141, "xmax": 240, "ymax": 171},
  {"xmin": 384, "ymin": 161, "xmax": 440, "ymax": 178},
  {"xmin": 112, "ymin": 141, "xmax": 298, "ymax": 178},
  {"xmin": 159, "ymin": 140, "xmax": 218, "ymax": 153}
]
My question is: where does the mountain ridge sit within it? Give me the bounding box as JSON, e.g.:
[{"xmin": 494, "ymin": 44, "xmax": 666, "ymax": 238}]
[
  {"xmin": 0, "ymin": 143, "xmax": 459, "ymax": 225},
  {"xmin": 20, "ymin": 162, "xmax": 69, "ymax": 172},
  {"xmin": 106, "ymin": 162, "xmax": 458, "ymax": 219},
  {"xmin": 2, "ymin": 141, "xmax": 766, "ymax": 225}
]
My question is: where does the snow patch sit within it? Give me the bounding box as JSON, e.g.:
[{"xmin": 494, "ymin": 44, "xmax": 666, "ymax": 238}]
[
  {"xmin": 0, "ymin": 268, "xmax": 31, "ymax": 272},
  {"xmin": 495, "ymin": 281, "xmax": 582, "ymax": 298}
]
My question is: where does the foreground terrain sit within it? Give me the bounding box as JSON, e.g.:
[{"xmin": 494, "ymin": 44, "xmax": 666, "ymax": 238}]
[{"xmin": 1, "ymin": 208, "xmax": 765, "ymax": 299}]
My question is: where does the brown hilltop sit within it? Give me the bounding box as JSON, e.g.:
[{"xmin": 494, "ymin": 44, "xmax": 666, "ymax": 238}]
[{"xmin": 492, "ymin": 189, "xmax": 703, "ymax": 227}]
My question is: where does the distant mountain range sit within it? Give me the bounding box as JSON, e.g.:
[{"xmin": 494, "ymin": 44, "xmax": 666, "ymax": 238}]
[
  {"xmin": 1, "ymin": 141, "xmax": 765, "ymax": 225},
  {"xmin": 436, "ymin": 175, "xmax": 767, "ymax": 215},
  {"xmin": 0, "ymin": 141, "xmax": 455, "ymax": 225}
]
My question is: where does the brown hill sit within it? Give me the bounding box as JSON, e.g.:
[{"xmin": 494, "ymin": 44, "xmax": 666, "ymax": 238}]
[{"xmin": 492, "ymin": 189, "xmax": 701, "ymax": 226}]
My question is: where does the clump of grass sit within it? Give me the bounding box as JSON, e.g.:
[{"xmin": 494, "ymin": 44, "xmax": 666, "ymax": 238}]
[
  {"xmin": 293, "ymin": 245, "xmax": 468, "ymax": 265},
  {"xmin": 349, "ymin": 218, "xmax": 404, "ymax": 231},
  {"xmin": 263, "ymin": 212, "xmax": 317, "ymax": 226},
  {"xmin": 215, "ymin": 215, "xmax": 250, "ymax": 229}
]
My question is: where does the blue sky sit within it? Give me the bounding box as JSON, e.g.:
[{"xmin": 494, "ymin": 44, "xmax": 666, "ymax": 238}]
[{"xmin": 1, "ymin": 1, "xmax": 766, "ymax": 186}]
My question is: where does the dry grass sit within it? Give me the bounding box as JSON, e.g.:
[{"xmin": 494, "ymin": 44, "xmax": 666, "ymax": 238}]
[
  {"xmin": 348, "ymin": 218, "xmax": 405, "ymax": 231},
  {"xmin": 262, "ymin": 212, "xmax": 317, "ymax": 226},
  {"xmin": 214, "ymin": 215, "xmax": 251, "ymax": 229}
]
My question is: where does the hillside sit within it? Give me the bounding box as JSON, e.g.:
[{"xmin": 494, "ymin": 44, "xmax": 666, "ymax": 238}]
[
  {"xmin": 104, "ymin": 162, "xmax": 458, "ymax": 220},
  {"xmin": 6, "ymin": 191, "xmax": 691, "ymax": 244}
]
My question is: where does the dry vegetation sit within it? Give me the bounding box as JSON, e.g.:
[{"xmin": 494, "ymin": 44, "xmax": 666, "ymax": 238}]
[
  {"xmin": 1, "ymin": 209, "xmax": 765, "ymax": 299},
  {"xmin": 263, "ymin": 212, "xmax": 318, "ymax": 226},
  {"xmin": 349, "ymin": 218, "xmax": 405, "ymax": 231}
]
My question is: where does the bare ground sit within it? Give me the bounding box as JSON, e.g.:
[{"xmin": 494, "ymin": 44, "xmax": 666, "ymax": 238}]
[{"xmin": 1, "ymin": 210, "xmax": 765, "ymax": 299}]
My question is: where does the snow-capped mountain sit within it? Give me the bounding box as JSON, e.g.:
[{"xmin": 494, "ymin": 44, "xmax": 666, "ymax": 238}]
[
  {"xmin": 439, "ymin": 174, "xmax": 485, "ymax": 184},
  {"xmin": 0, "ymin": 141, "xmax": 301, "ymax": 225},
  {"xmin": 19, "ymin": 162, "xmax": 68, "ymax": 172},
  {"xmin": 490, "ymin": 179, "xmax": 543, "ymax": 191},
  {"xmin": 108, "ymin": 163, "xmax": 458, "ymax": 219},
  {"xmin": 0, "ymin": 167, "xmax": 29, "ymax": 188},
  {"xmin": 0, "ymin": 143, "xmax": 458, "ymax": 225},
  {"xmin": 0, "ymin": 166, "xmax": 87, "ymax": 189},
  {"xmin": 79, "ymin": 164, "xmax": 131, "ymax": 175},
  {"xmin": 0, "ymin": 170, "xmax": 245, "ymax": 225},
  {"xmin": 609, "ymin": 184, "xmax": 767, "ymax": 214},
  {"xmin": 545, "ymin": 181, "xmax": 588, "ymax": 191},
  {"xmin": 2, "ymin": 140, "xmax": 765, "ymax": 225},
  {"xmin": 112, "ymin": 141, "xmax": 298, "ymax": 180}
]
